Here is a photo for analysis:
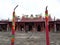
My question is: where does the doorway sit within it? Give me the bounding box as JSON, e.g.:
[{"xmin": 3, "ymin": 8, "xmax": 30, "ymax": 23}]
[
  {"xmin": 0, "ymin": 24, "xmax": 7, "ymax": 31},
  {"xmin": 25, "ymin": 22, "xmax": 34, "ymax": 31},
  {"xmin": 20, "ymin": 26, "xmax": 24, "ymax": 31},
  {"xmin": 56, "ymin": 24, "xmax": 60, "ymax": 32},
  {"xmin": 29, "ymin": 25, "xmax": 32, "ymax": 31},
  {"xmin": 37, "ymin": 25, "xmax": 41, "ymax": 31}
]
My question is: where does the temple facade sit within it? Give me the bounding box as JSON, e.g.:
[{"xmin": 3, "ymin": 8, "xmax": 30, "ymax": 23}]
[{"xmin": 0, "ymin": 15, "xmax": 60, "ymax": 32}]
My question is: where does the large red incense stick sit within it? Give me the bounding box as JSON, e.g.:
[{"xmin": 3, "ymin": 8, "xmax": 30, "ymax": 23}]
[
  {"xmin": 45, "ymin": 6, "xmax": 50, "ymax": 45},
  {"xmin": 11, "ymin": 11, "xmax": 15, "ymax": 45},
  {"xmin": 11, "ymin": 5, "xmax": 18, "ymax": 45}
]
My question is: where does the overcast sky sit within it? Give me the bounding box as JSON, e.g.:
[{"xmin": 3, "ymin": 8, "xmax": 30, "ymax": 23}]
[{"xmin": 0, "ymin": 0, "xmax": 60, "ymax": 20}]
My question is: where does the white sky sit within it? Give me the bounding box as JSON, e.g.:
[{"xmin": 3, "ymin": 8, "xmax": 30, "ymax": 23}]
[{"xmin": 0, "ymin": 0, "xmax": 60, "ymax": 20}]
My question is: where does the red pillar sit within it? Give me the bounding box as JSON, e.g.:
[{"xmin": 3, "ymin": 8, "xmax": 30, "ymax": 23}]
[
  {"xmin": 23, "ymin": 23, "xmax": 25, "ymax": 32},
  {"xmin": 11, "ymin": 11, "xmax": 15, "ymax": 45},
  {"xmin": 45, "ymin": 6, "xmax": 50, "ymax": 45},
  {"xmin": 34, "ymin": 22, "xmax": 37, "ymax": 32}
]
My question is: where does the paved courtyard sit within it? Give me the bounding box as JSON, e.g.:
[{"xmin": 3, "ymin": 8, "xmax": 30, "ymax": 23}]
[{"xmin": 0, "ymin": 31, "xmax": 60, "ymax": 45}]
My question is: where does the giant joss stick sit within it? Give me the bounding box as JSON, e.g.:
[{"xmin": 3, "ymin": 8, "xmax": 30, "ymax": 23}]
[
  {"xmin": 11, "ymin": 5, "xmax": 18, "ymax": 45},
  {"xmin": 45, "ymin": 6, "xmax": 50, "ymax": 45}
]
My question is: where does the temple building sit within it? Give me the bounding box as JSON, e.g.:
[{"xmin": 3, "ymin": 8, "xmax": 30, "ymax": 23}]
[
  {"xmin": 0, "ymin": 6, "xmax": 60, "ymax": 32},
  {"xmin": 0, "ymin": 14, "xmax": 60, "ymax": 32}
]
